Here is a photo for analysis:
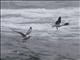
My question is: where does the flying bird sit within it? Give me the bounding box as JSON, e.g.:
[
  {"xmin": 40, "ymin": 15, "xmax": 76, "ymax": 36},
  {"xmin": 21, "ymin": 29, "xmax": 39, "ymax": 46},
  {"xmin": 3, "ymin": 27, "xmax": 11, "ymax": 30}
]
[
  {"xmin": 52, "ymin": 16, "xmax": 69, "ymax": 30},
  {"xmin": 10, "ymin": 27, "xmax": 32, "ymax": 40},
  {"xmin": 55, "ymin": 16, "xmax": 61, "ymax": 25}
]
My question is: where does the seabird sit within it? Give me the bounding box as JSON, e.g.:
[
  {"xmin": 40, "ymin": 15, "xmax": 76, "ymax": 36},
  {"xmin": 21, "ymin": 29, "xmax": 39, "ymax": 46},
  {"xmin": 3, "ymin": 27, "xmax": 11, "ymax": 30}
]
[
  {"xmin": 10, "ymin": 27, "xmax": 32, "ymax": 40},
  {"xmin": 52, "ymin": 16, "xmax": 69, "ymax": 30}
]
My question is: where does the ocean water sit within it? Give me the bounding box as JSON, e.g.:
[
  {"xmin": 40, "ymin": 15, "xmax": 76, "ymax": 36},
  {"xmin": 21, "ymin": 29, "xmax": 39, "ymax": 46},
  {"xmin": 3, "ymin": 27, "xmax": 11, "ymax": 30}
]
[{"xmin": 1, "ymin": 7, "xmax": 80, "ymax": 60}]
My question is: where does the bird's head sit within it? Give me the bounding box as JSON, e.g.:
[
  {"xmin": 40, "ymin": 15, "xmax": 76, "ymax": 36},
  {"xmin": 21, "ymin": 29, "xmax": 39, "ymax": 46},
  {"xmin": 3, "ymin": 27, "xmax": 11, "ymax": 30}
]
[
  {"xmin": 64, "ymin": 23, "xmax": 69, "ymax": 25},
  {"xmin": 58, "ymin": 16, "xmax": 61, "ymax": 19},
  {"xmin": 30, "ymin": 27, "xmax": 32, "ymax": 29}
]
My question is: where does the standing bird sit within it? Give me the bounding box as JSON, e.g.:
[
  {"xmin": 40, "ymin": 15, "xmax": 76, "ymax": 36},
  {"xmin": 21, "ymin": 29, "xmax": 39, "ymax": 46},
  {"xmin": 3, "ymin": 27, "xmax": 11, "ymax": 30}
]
[
  {"xmin": 52, "ymin": 16, "xmax": 69, "ymax": 30},
  {"xmin": 10, "ymin": 27, "xmax": 32, "ymax": 40}
]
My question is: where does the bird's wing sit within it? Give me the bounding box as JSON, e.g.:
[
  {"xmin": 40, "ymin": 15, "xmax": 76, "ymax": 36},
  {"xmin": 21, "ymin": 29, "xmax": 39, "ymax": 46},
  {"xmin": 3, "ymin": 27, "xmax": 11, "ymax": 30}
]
[
  {"xmin": 14, "ymin": 31, "xmax": 25, "ymax": 37},
  {"xmin": 26, "ymin": 27, "xmax": 32, "ymax": 35},
  {"xmin": 10, "ymin": 28, "xmax": 25, "ymax": 37},
  {"xmin": 22, "ymin": 36, "xmax": 31, "ymax": 40},
  {"xmin": 55, "ymin": 17, "xmax": 61, "ymax": 25},
  {"xmin": 58, "ymin": 17, "xmax": 61, "ymax": 23},
  {"xmin": 62, "ymin": 23, "xmax": 69, "ymax": 26}
]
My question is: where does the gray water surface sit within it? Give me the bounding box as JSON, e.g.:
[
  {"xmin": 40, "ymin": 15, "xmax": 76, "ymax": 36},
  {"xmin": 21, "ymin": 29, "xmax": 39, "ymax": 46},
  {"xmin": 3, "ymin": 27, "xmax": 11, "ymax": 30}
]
[{"xmin": 1, "ymin": 7, "xmax": 80, "ymax": 60}]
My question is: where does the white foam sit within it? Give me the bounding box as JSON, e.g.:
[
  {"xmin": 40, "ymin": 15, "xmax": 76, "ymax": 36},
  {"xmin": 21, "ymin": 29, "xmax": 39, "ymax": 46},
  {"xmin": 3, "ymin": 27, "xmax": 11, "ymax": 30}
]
[
  {"xmin": 1, "ymin": 8, "xmax": 80, "ymax": 31},
  {"xmin": 1, "ymin": 7, "xmax": 80, "ymax": 18}
]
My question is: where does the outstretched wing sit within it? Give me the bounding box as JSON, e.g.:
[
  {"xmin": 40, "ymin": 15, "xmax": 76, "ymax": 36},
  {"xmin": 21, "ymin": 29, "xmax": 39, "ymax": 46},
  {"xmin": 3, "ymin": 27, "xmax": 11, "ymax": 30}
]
[
  {"xmin": 55, "ymin": 16, "xmax": 61, "ymax": 25},
  {"xmin": 63, "ymin": 23, "xmax": 69, "ymax": 26},
  {"xmin": 61, "ymin": 23, "xmax": 69, "ymax": 27},
  {"xmin": 10, "ymin": 28, "xmax": 25, "ymax": 37},
  {"xmin": 14, "ymin": 31, "xmax": 25, "ymax": 37},
  {"xmin": 26, "ymin": 27, "xmax": 32, "ymax": 35}
]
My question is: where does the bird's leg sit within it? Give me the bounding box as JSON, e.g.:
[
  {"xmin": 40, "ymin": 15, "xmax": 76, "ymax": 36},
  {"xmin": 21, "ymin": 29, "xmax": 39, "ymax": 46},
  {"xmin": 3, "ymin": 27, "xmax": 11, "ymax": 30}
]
[{"xmin": 56, "ymin": 27, "xmax": 58, "ymax": 30}]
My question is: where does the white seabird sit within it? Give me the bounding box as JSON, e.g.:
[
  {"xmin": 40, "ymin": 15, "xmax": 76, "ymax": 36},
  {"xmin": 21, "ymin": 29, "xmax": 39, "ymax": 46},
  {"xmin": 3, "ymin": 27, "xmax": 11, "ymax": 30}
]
[{"xmin": 11, "ymin": 27, "xmax": 32, "ymax": 40}]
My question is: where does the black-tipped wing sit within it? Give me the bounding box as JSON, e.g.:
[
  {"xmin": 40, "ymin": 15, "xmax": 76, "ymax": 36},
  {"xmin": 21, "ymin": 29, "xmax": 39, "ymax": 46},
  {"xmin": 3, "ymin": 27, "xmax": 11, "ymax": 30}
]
[
  {"xmin": 26, "ymin": 27, "xmax": 32, "ymax": 35},
  {"xmin": 10, "ymin": 28, "xmax": 25, "ymax": 37},
  {"xmin": 63, "ymin": 23, "xmax": 69, "ymax": 26},
  {"xmin": 55, "ymin": 16, "xmax": 61, "ymax": 25},
  {"xmin": 14, "ymin": 31, "xmax": 25, "ymax": 37}
]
